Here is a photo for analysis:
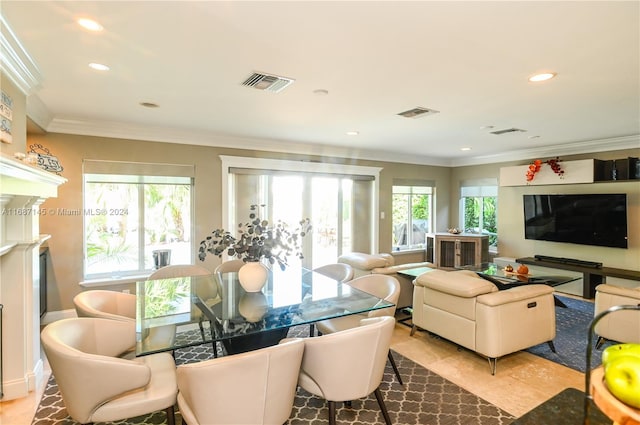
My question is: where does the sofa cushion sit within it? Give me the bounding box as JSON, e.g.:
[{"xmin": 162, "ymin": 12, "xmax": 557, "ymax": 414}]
[
  {"xmin": 414, "ymin": 269, "xmax": 497, "ymax": 298},
  {"xmin": 371, "ymin": 262, "xmax": 434, "ymax": 275}
]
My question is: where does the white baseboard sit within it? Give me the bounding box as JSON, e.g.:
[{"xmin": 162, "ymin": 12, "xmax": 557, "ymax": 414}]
[{"xmin": 41, "ymin": 309, "xmax": 77, "ymax": 325}]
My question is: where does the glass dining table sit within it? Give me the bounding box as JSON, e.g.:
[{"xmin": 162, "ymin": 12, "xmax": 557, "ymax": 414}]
[{"xmin": 135, "ymin": 266, "xmax": 393, "ymax": 356}]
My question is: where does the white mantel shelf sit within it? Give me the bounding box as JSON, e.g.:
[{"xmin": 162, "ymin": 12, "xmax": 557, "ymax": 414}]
[
  {"xmin": 499, "ymin": 159, "xmax": 595, "ymax": 187},
  {"xmin": 0, "ymin": 153, "xmax": 67, "ymax": 197}
]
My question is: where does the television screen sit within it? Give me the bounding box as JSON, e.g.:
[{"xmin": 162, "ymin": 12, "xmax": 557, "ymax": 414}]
[{"xmin": 523, "ymin": 194, "xmax": 628, "ymax": 249}]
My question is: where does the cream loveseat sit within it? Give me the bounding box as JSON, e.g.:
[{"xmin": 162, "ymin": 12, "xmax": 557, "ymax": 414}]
[
  {"xmin": 411, "ymin": 269, "xmax": 556, "ymax": 374},
  {"xmin": 338, "ymin": 252, "xmax": 433, "ymax": 309}
]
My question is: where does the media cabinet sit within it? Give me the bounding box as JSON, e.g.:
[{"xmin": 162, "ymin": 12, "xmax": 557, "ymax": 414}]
[{"xmin": 516, "ymin": 257, "xmax": 640, "ymax": 299}]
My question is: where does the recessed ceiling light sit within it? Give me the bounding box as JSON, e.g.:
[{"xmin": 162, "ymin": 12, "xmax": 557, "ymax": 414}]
[
  {"xmin": 77, "ymin": 18, "xmax": 103, "ymax": 32},
  {"xmin": 346, "ymin": 131, "xmax": 359, "ymax": 136},
  {"xmin": 88, "ymin": 62, "xmax": 110, "ymax": 71},
  {"xmin": 460, "ymin": 147, "xmax": 472, "ymax": 151},
  {"xmin": 313, "ymin": 89, "xmax": 329, "ymax": 96},
  {"xmin": 140, "ymin": 102, "xmax": 159, "ymax": 108},
  {"xmin": 528, "ymin": 72, "xmax": 557, "ymax": 82},
  {"xmin": 528, "ymin": 135, "xmax": 541, "ymax": 139}
]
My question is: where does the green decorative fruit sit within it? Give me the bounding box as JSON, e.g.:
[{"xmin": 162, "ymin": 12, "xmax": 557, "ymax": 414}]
[
  {"xmin": 603, "ymin": 356, "xmax": 640, "ymax": 409},
  {"xmin": 602, "ymin": 343, "xmax": 640, "ymax": 366}
]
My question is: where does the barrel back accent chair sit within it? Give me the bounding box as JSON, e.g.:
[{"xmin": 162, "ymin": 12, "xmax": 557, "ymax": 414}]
[
  {"xmin": 411, "ymin": 269, "xmax": 557, "ymax": 374},
  {"xmin": 73, "ymin": 289, "xmax": 136, "ymax": 322},
  {"xmin": 296, "ymin": 317, "xmax": 396, "ymax": 425},
  {"xmin": 313, "ymin": 263, "xmax": 354, "ymax": 283},
  {"xmin": 594, "ymin": 283, "xmax": 640, "ymax": 348},
  {"xmin": 176, "ymin": 338, "xmax": 305, "ymax": 425},
  {"xmin": 315, "ymin": 274, "xmax": 403, "ymax": 385},
  {"xmin": 214, "ymin": 259, "xmax": 246, "ymax": 274},
  {"xmin": 41, "ymin": 317, "xmax": 177, "ymax": 425}
]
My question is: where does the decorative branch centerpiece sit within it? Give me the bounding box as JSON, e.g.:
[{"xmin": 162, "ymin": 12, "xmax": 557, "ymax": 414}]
[{"xmin": 198, "ymin": 204, "xmax": 312, "ymax": 291}]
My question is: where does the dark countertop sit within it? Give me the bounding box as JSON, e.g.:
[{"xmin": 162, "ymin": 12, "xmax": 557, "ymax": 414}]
[{"xmin": 509, "ymin": 388, "xmax": 611, "ymax": 425}]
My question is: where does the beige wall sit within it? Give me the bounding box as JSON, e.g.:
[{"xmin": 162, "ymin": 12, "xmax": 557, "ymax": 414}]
[
  {"xmin": 31, "ymin": 132, "xmax": 452, "ymax": 311},
  {"xmin": 0, "ymin": 76, "xmax": 27, "ymax": 155},
  {"xmin": 29, "ymin": 130, "xmax": 640, "ymax": 312},
  {"xmin": 452, "ymin": 148, "xmax": 640, "ymax": 271}
]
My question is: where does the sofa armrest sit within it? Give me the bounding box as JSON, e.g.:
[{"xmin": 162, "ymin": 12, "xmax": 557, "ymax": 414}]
[
  {"xmin": 595, "ymin": 284, "xmax": 640, "ymax": 300},
  {"xmin": 414, "ymin": 269, "xmax": 496, "ymax": 297},
  {"xmin": 371, "ymin": 262, "xmax": 434, "ymax": 275},
  {"xmin": 477, "ymin": 284, "xmax": 554, "ymax": 307}
]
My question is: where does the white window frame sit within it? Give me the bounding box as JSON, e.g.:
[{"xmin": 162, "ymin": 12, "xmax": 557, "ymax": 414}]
[{"xmin": 220, "ymin": 155, "xmax": 382, "ymax": 254}]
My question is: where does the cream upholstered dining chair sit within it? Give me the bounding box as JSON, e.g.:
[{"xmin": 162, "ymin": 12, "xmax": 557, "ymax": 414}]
[
  {"xmin": 594, "ymin": 283, "xmax": 640, "ymax": 348},
  {"xmin": 41, "ymin": 317, "xmax": 177, "ymax": 425},
  {"xmin": 214, "ymin": 259, "xmax": 246, "ymax": 274},
  {"xmin": 308, "ymin": 263, "xmax": 355, "ymax": 336},
  {"xmin": 315, "ymin": 274, "xmax": 403, "ymax": 385},
  {"xmin": 296, "ymin": 316, "xmax": 396, "ymax": 425},
  {"xmin": 313, "ymin": 263, "xmax": 354, "ymax": 283},
  {"xmin": 73, "ymin": 289, "xmax": 136, "ymax": 322},
  {"xmin": 149, "ymin": 264, "xmax": 212, "ymax": 280},
  {"xmin": 176, "ymin": 338, "xmax": 305, "ymax": 425}
]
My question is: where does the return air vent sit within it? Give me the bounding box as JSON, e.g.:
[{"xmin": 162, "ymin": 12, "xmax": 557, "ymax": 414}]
[
  {"xmin": 242, "ymin": 72, "xmax": 294, "ymax": 93},
  {"xmin": 397, "ymin": 107, "xmax": 440, "ymax": 119},
  {"xmin": 490, "ymin": 128, "xmax": 527, "ymax": 135}
]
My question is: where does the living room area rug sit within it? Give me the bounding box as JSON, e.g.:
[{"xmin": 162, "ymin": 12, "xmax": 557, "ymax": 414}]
[
  {"xmin": 32, "ymin": 326, "xmax": 514, "ymax": 425},
  {"xmin": 525, "ymin": 294, "xmax": 612, "ymax": 373}
]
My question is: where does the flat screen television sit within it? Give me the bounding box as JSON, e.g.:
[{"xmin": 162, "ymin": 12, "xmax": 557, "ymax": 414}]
[{"xmin": 523, "ymin": 193, "xmax": 628, "ymax": 249}]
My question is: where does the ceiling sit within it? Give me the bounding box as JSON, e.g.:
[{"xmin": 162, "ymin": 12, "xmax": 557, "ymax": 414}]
[{"xmin": 2, "ymin": 1, "xmax": 639, "ymax": 166}]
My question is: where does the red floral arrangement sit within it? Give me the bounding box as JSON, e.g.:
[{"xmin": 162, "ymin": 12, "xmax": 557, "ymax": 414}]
[{"xmin": 525, "ymin": 157, "xmax": 564, "ymax": 182}]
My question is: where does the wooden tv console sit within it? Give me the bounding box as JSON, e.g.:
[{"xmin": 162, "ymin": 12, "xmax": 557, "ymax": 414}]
[{"xmin": 516, "ymin": 257, "xmax": 640, "ymax": 299}]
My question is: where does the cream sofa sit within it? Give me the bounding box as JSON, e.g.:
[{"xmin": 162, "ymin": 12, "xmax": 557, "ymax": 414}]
[
  {"xmin": 411, "ymin": 269, "xmax": 556, "ymax": 374},
  {"xmin": 337, "ymin": 252, "xmax": 433, "ymax": 309}
]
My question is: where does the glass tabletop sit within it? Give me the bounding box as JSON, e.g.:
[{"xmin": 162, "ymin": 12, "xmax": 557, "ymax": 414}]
[
  {"xmin": 135, "ymin": 267, "xmax": 393, "ymax": 356},
  {"xmin": 458, "ymin": 262, "xmax": 581, "ymax": 286}
]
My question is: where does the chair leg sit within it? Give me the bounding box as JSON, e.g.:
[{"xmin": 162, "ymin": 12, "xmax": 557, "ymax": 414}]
[
  {"xmin": 166, "ymin": 405, "xmax": 175, "ymax": 425},
  {"xmin": 488, "ymin": 357, "xmax": 497, "ymax": 375},
  {"xmin": 198, "ymin": 317, "xmax": 205, "ymax": 340},
  {"xmin": 328, "ymin": 400, "xmax": 337, "ymax": 425},
  {"xmin": 410, "ymin": 324, "xmax": 417, "ymax": 336},
  {"xmin": 547, "ymin": 340, "xmax": 557, "ymax": 353},
  {"xmin": 387, "ymin": 350, "xmax": 403, "ymax": 385},
  {"xmin": 373, "ymin": 387, "xmax": 392, "ymax": 425},
  {"xmin": 595, "ymin": 336, "xmax": 607, "ymax": 350},
  {"xmin": 309, "ymin": 323, "xmax": 315, "ymax": 337}
]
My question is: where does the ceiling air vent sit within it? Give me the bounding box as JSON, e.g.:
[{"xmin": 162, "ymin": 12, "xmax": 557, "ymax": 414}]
[
  {"xmin": 242, "ymin": 72, "xmax": 294, "ymax": 93},
  {"xmin": 397, "ymin": 107, "xmax": 440, "ymax": 118},
  {"xmin": 490, "ymin": 128, "xmax": 527, "ymax": 135}
]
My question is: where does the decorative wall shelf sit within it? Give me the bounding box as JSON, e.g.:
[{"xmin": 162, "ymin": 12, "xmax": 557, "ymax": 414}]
[{"xmin": 499, "ymin": 159, "xmax": 595, "ymax": 187}]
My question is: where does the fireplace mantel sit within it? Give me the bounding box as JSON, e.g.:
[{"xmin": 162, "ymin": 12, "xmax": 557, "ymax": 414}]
[{"xmin": 0, "ymin": 153, "xmax": 66, "ymax": 400}]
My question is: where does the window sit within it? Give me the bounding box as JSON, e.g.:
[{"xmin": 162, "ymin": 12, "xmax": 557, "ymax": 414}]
[
  {"xmin": 83, "ymin": 160, "xmax": 194, "ymax": 279},
  {"xmin": 222, "ymin": 156, "xmax": 381, "ymax": 269},
  {"xmin": 460, "ymin": 179, "xmax": 498, "ymax": 247},
  {"xmin": 392, "ymin": 184, "xmax": 434, "ymax": 251}
]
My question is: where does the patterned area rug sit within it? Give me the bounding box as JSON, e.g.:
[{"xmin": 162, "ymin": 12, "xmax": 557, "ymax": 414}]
[
  {"xmin": 525, "ymin": 295, "xmax": 613, "ymax": 373},
  {"xmin": 32, "ymin": 325, "xmax": 514, "ymax": 425}
]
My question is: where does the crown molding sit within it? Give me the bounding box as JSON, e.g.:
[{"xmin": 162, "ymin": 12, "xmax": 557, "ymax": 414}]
[
  {"xmin": 45, "ymin": 117, "xmax": 453, "ymax": 166},
  {"xmin": 449, "ymin": 135, "xmax": 640, "ymax": 167},
  {"xmin": 46, "ymin": 116, "xmax": 638, "ymax": 168},
  {"xmin": 0, "ymin": 15, "xmax": 42, "ymax": 95}
]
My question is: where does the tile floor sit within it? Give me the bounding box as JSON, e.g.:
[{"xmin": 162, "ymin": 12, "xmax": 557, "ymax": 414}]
[{"xmin": 0, "ymin": 309, "xmax": 586, "ymax": 424}]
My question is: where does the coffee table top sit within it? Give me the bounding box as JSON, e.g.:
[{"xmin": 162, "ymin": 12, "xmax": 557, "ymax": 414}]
[
  {"xmin": 396, "ymin": 266, "xmax": 436, "ymax": 278},
  {"xmin": 458, "ymin": 262, "xmax": 580, "ymax": 287}
]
